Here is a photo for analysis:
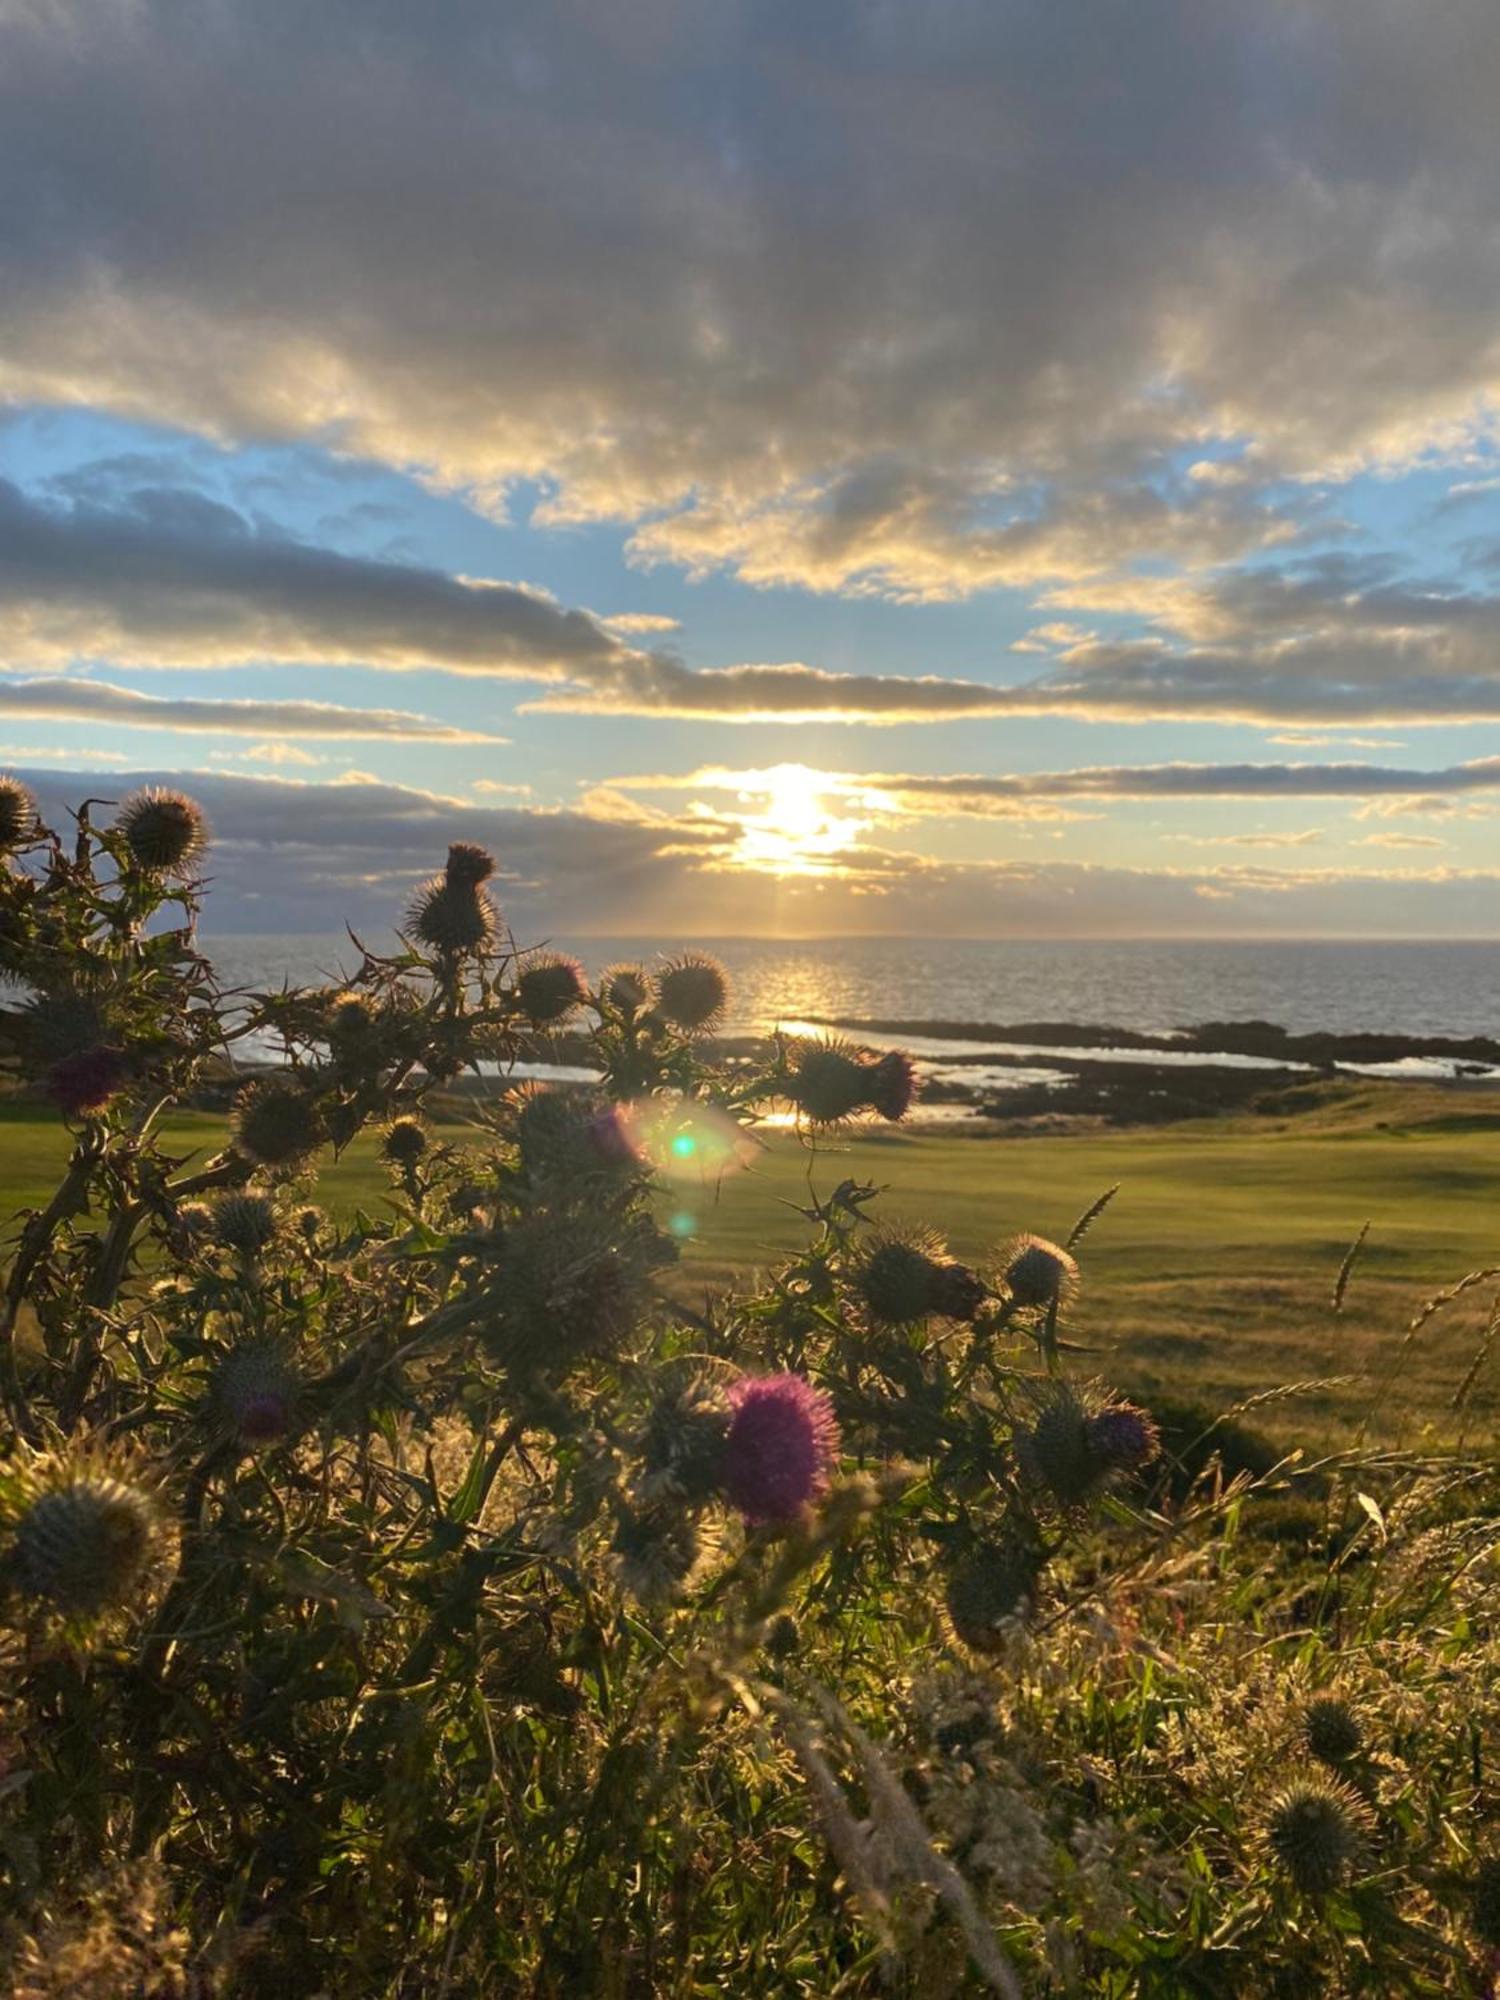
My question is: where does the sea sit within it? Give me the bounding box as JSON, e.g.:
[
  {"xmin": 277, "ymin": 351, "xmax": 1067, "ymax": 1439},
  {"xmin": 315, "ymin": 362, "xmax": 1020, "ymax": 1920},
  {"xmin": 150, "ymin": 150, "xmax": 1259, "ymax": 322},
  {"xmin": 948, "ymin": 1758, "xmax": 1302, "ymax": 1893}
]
[{"xmin": 203, "ymin": 935, "xmax": 1500, "ymax": 1043}]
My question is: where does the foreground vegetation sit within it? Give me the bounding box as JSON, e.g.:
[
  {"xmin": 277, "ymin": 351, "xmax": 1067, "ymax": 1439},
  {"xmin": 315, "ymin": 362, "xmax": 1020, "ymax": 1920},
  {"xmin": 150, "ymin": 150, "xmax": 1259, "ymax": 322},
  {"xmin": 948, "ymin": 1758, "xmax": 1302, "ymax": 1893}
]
[{"xmin": 1, "ymin": 784, "xmax": 1498, "ymax": 1996}]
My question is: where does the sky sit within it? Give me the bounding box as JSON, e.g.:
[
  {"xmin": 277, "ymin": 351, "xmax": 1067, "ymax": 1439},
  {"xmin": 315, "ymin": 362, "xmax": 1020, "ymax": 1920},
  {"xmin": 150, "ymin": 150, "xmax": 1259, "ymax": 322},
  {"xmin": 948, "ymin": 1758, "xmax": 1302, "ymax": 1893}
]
[{"xmin": 4, "ymin": 0, "xmax": 1500, "ymax": 939}]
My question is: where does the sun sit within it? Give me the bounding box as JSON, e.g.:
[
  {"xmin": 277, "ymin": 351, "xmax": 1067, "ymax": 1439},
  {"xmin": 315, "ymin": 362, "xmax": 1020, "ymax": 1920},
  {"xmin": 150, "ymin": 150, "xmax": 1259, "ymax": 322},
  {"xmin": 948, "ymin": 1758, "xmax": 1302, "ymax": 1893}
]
[{"xmin": 733, "ymin": 764, "xmax": 865, "ymax": 876}]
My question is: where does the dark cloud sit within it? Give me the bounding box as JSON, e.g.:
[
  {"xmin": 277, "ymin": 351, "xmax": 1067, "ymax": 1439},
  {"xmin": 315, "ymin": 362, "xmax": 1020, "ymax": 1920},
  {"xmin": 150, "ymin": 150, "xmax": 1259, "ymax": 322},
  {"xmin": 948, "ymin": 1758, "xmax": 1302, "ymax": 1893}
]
[{"xmin": 2, "ymin": 2, "xmax": 1499, "ymax": 597}]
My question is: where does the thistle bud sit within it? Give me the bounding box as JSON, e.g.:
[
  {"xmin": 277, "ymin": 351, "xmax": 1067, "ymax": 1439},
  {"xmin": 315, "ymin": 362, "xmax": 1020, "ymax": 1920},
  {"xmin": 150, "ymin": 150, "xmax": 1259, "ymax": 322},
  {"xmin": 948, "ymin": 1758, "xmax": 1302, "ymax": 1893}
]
[
  {"xmin": 8, "ymin": 1461, "xmax": 173, "ymax": 1623},
  {"xmin": 445, "ymin": 841, "xmax": 496, "ymax": 889},
  {"xmin": 1302, "ymin": 1696, "xmax": 1362, "ymax": 1766},
  {"xmin": 406, "ymin": 874, "xmax": 496, "ymax": 956},
  {"xmin": 326, "ymin": 990, "xmax": 377, "ymax": 1041},
  {"xmin": 516, "ymin": 952, "xmax": 589, "ymax": 1025},
  {"xmin": 115, "ymin": 787, "xmax": 207, "ymax": 877},
  {"xmin": 611, "ymin": 1502, "xmax": 705, "ymax": 1607},
  {"xmin": 601, "ymin": 963, "xmax": 653, "ymax": 1015},
  {"xmin": 943, "ymin": 1532, "xmax": 1046, "ymax": 1655},
  {"xmin": 210, "ymin": 1192, "xmax": 281, "ymax": 1259},
  {"xmin": 856, "ymin": 1236, "xmax": 946, "ymax": 1326},
  {"xmin": 45, "ymin": 1045, "xmax": 128, "ymax": 1118},
  {"xmin": 1002, "ymin": 1234, "xmax": 1079, "ymax": 1309},
  {"xmin": 212, "ymin": 1338, "xmax": 299, "ymax": 1444},
  {"xmin": 637, "ymin": 1373, "xmax": 731, "ymax": 1503},
  {"xmin": 866, "ymin": 1049, "xmax": 917, "ymax": 1122},
  {"xmin": 295, "ymin": 1204, "xmax": 325, "ymax": 1241},
  {"xmin": 1086, "ymin": 1400, "xmax": 1161, "ymax": 1474},
  {"xmin": 788, "ymin": 1039, "xmax": 869, "ymax": 1125},
  {"xmin": 1017, "ymin": 1384, "xmax": 1104, "ymax": 1508},
  {"xmin": 380, "ymin": 1115, "xmax": 429, "ymax": 1166},
  {"xmin": 656, "ymin": 953, "xmax": 729, "ymax": 1034},
  {"xmin": 1262, "ymin": 1778, "xmax": 1372, "ymax": 1896},
  {"xmin": 231, "ymin": 1078, "xmax": 326, "ymax": 1169},
  {"xmin": 764, "ymin": 1612, "xmax": 800, "ymax": 1661},
  {"xmin": 928, "ymin": 1260, "xmax": 988, "ymax": 1322},
  {"xmin": 0, "ymin": 776, "xmax": 37, "ymax": 853}
]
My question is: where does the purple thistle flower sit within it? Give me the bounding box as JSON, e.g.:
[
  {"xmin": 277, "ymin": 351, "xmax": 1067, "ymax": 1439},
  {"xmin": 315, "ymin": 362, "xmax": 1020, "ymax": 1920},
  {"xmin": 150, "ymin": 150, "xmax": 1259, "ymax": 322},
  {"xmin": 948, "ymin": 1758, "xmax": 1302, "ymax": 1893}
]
[
  {"xmin": 866, "ymin": 1049, "xmax": 917, "ymax": 1122},
  {"xmin": 46, "ymin": 1045, "xmax": 128, "ymax": 1118},
  {"xmin": 1086, "ymin": 1402, "xmax": 1160, "ymax": 1471},
  {"xmin": 722, "ymin": 1373, "xmax": 840, "ymax": 1523}
]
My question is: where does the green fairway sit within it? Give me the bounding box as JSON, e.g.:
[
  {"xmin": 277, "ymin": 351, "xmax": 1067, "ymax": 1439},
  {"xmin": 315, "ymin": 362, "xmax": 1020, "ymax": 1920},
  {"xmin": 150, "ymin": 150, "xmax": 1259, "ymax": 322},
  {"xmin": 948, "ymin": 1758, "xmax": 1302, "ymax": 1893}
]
[{"xmin": 3, "ymin": 1086, "xmax": 1497, "ymax": 1436}]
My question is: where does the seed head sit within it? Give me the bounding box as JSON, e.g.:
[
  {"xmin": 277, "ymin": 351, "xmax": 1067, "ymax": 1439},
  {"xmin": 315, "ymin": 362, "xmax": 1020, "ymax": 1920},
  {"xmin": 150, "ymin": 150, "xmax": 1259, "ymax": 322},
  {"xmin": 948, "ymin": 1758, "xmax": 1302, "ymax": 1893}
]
[
  {"xmin": 231, "ymin": 1077, "xmax": 326, "ymax": 1169},
  {"xmin": 115, "ymin": 788, "xmax": 207, "ymax": 877},
  {"xmin": 46, "ymin": 1045, "xmax": 128, "ymax": 1118},
  {"xmin": 380, "ymin": 1115, "xmax": 429, "ymax": 1166},
  {"xmin": 516, "ymin": 952, "xmax": 589, "ymax": 1024},
  {"xmin": 6, "ymin": 1456, "xmax": 175, "ymax": 1626},
  {"xmin": 0, "ymin": 776, "xmax": 37, "ymax": 853},
  {"xmin": 406, "ymin": 874, "xmax": 496, "ymax": 956},
  {"xmin": 944, "ymin": 1533, "xmax": 1046, "ymax": 1655},
  {"xmin": 444, "ymin": 841, "xmax": 496, "ymax": 889},
  {"xmin": 210, "ymin": 1191, "xmax": 281, "ymax": 1259},
  {"xmin": 601, "ymin": 963, "xmax": 653, "ymax": 1014},
  {"xmin": 213, "ymin": 1338, "xmax": 299, "ymax": 1444},
  {"xmin": 788, "ymin": 1039, "xmax": 870, "ymax": 1125},
  {"xmin": 1002, "ymin": 1233, "xmax": 1079, "ymax": 1309},
  {"xmin": 1262, "ymin": 1778, "xmax": 1372, "ymax": 1896},
  {"xmin": 867, "ymin": 1049, "xmax": 917, "ymax": 1122},
  {"xmin": 656, "ymin": 953, "xmax": 729, "ymax": 1034},
  {"xmin": 1303, "ymin": 1696, "xmax": 1363, "ymax": 1766},
  {"xmin": 1086, "ymin": 1400, "xmax": 1161, "ymax": 1473},
  {"xmin": 722, "ymin": 1373, "xmax": 840, "ymax": 1524}
]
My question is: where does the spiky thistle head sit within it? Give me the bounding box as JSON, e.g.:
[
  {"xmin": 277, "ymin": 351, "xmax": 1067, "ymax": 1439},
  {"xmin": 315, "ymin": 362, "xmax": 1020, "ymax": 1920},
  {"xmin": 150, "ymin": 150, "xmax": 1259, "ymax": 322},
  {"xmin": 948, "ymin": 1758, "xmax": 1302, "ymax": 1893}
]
[
  {"xmin": 927, "ymin": 1259, "xmax": 989, "ymax": 1323},
  {"xmin": 722, "ymin": 1373, "xmax": 840, "ymax": 1524},
  {"xmin": 516, "ymin": 952, "xmax": 589, "ymax": 1025},
  {"xmin": 45, "ymin": 1045, "xmax": 128, "ymax": 1119},
  {"xmin": 231, "ymin": 1077, "xmax": 326, "ymax": 1170},
  {"xmin": 444, "ymin": 841, "xmax": 496, "ymax": 889},
  {"xmin": 1017, "ymin": 1382, "xmax": 1106, "ymax": 1509},
  {"xmin": 1002, "ymin": 1233, "xmax": 1079, "ymax": 1309},
  {"xmin": 115, "ymin": 787, "xmax": 207, "ymax": 878},
  {"xmin": 943, "ymin": 1531, "xmax": 1046, "ymax": 1655},
  {"xmin": 210, "ymin": 1191, "xmax": 281, "ymax": 1259},
  {"xmin": 1086, "ymin": 1400, "xmax": 1161, "ymax": 1474},
  {"xmin": 295, "ymin": 1204, "xmax": 324, "ymax": 1241},
  {"xmin": 636, "ymin": 1371, "xmax": 731, "ymax": 1504},
  {"xmin": 174, "ymin": 1199, "xmax": 214, "ymax": 1241},
  {"xmin": 867, "ymin": 1049, "xmax": 917, "ymax": 1123},
  {"xmin": 212, "ymin": 1338, "xmax": 300, "ymax": 1444},
  {"xmin": 601, "ymin": 962, "xmax": 653, "ymax": 1015},
  {"xmin": 380, "ymin": 1115, "xmax": 429, "ymax": 1166},
  {"xmin": 326, "ymin": 989, "xmax": 377, "ymax": 1041},
  {"xmin": 1262, "ymin": 1777, "xmax": 1372, "ymax": 1896},
  {"xmin": 656, "ymin": 953, "xmax": 729, "ymax": 1034},
  {"xmin": 482, "ymin": 1208, "xmax": 662, "ymax": 1377},
  {"xmin": 1303, "ymin": 1696, "xmax": 1363, "ymax": 1766},
  {"xmin": 406, "ymin": 873, "xmax": 496, "ymax": 956},
  {"xmin": 1, "ymin": 1446, "xmax": 177, "ymax": 1632},
  {"xmin": 611, "ymin": 1502, "xmax": 708, "ymax": 1607},
  {"xmin": 1472, "ymin": 1854, "xmax": 1500, "ymax": 1948},
  {"xmin": 788, "ymin": 1038, "xmax": 870, "ymax": 1125},
  {"xmin": 0, "ymin": 776, "xmax": 37, "ymax": 853},
  {"xmin": 854, "ymin": 1229, "xmax": 949, "ymax": 1326}
]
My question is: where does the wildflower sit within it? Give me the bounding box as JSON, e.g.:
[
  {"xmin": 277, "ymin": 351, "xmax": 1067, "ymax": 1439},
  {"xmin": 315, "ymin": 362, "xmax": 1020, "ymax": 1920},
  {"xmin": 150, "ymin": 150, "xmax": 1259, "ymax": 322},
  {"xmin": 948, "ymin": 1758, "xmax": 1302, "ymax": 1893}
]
[
  {"xmin": 927, "ymin": 1260, "xmax": 989, "ymax": 1323},
  {"xmin": 406, "ymin": 872, "xmax": 496, "ymax": 955},
  {"xmin": 611, "ymin": 1501, "xmax": 707, "ymax": 1607},
  {"xmin": 173, "ymin": 1200, "xmax": 213, "ymax": 1241},
  {"xmin": 444, "ymin": 840, "xmax": 496, "ymax": 889},
  {"xmin": 1017, "ymin": 1383, "xmax": 1104, "ymax": 1508},
  {"xmin": 212, "ymin": 1338, "xmax": 299, "ymax": 1444},
  {"xmin": 1086, "ymin": 1400, "xmax": 1161, "ymax": 1474},
  {"xmin": 45, "ymin": 1045, "xmax": 128, "ymax": 1118},
  {"xmin": 231, "ymin": 1077, "xmax": 326, "ymax": 1169},
  {"xmin": 856, "ymin": 1232, "xmax": 948, "ymax": 1325},
  {"xmin": 1472, "ymin": 1854, "xmax": 1500, "ymax": 1947},
  {"xmin": 944, "ymin": 1533, "xmax": 1046, "ymax": 1654},
  {"xmin": 516, "ymin": 952, "xmax": 589, "ymax": 1024},
  {"xmin": 1262, "ymin": 1777, "xmax": 1372, "ymax": 1896},
  {"xmin": 656, "ymin": 953, "xmax": 729, "ymax": 1033},
  {"xmin": 115, "ymin": 787, "xmax": 207, "ymax": 877},
  {"xmin": 867, "ymin": 1048, "xmax": 917, "ymax": 1122},
  {"xmin": 0, "ymin": 775, "xmax": 36, "ymax": 853},
  {"xmin": 483, "ymin": 1210, "xmax": 661, "ymax": 1376},
  {"xmin": 722, "ymin": 1373, "xmax": 840, "ymax": 1524},
  {"xmin": 210, "ymin": 1191, "xmax": 281, "ymax": 1259},
  {"xmin": 1002, "ymin": 1233, "xmax": 1079, "ymax": 1309},
  {"xmin": 788, "ymin": 1038, "xmax": 870, "ymax": 1125},
  {"xmin": 380, "ymin": 1115, "xmax": 429, "ymax": 1166},
  {"xmin": 1302, "ymin": 1696, "xmax": 1363, "ymax": 1766},
  {"xmin": 2, "ymin": 1448, "xmax": 176, "ymax": 1629},
  {"xmin": 602, "ymin": 963, "xmax": 653, "ymax": 1014},
  {"xmin": 637, "ymin": 1372, "xmax": 730, "ymax": 1503}
]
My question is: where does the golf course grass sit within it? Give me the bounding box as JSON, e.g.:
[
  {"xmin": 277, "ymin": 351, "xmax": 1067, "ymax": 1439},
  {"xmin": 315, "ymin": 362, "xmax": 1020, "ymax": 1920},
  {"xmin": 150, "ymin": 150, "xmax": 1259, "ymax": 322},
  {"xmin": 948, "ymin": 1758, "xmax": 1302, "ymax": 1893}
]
[{"xmin": 2, "ymin": 1081, "xmax": 1497, "ymax": 1439}]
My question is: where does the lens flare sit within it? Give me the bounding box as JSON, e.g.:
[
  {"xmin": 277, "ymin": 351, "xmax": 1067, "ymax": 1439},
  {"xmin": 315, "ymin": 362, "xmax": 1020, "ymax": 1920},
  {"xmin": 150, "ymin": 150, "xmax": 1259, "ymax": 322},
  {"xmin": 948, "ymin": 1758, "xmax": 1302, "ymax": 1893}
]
[{"xmin": 618, "ymin": 1095, "xmax": 759, "ymax": 1182}]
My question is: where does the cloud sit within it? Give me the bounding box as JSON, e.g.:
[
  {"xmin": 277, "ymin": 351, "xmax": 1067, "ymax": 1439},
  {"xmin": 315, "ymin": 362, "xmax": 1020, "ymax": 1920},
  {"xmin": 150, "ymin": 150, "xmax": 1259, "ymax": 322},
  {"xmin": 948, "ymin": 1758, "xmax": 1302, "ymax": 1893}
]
[
  {"xmin": 2, "ymin": 2, "xmax": 1500, "ymax": 603},
  {"xmin": 0, "ymin": 672, "xmax": 504, "ymax": 742}
]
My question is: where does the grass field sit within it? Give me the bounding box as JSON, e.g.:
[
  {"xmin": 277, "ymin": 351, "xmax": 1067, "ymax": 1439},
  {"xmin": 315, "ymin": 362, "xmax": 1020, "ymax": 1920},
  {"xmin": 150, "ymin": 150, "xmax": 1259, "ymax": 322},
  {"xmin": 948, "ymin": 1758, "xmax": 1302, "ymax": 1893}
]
[{"xmin": 3, "ymin": 1082, "xmax": 1497, "ymax": 1439}]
